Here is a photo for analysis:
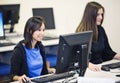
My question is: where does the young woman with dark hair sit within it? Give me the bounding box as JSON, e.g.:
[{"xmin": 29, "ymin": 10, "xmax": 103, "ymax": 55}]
[{"xmin": 10, "ymin": 16, "xmax": 55, "ymax": 83}]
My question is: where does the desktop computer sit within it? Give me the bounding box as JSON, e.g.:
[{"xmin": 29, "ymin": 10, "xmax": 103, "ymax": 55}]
[{"xmin": 31, "ymin": 31, "xmax": 93, "ymax": 83}]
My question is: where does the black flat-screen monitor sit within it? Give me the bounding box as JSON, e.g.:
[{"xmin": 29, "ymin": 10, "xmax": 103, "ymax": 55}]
[
  {"xmin": 0, "ymin": 12, "xmax": 5, "ymax": 39},
  {"xmin": 32, "ymin": 8, "xmax": 55, "ymax": 30},
  {"xmin": 56, "ymin": 31, "xmax": 93, "ymax": 76},
  {"xmin": 0, "ymin": 4, "xmax": 20, "ymax": 33}
]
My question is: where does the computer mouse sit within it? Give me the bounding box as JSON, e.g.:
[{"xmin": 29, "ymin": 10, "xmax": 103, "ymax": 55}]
[
  {"xmin": 116, "ymin": 74, "xmax": 120, "ymax": 77},
  {"xmin": 101, "ymin": 66, "xmax": 110, "ymax": 71},
  {"xmin": 115, "ymin": 80, "xmax": 120, "ymax": 83}
]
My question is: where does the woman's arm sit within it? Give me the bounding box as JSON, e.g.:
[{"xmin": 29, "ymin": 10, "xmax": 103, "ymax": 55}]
[{"xmin": 46, "ymin": 61, "xmax": 56, "ymax": 73}]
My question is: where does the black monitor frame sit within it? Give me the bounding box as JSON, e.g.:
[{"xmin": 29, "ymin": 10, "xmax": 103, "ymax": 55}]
[
  {"xmin": 56, "ymin": 31, "xmax": 93, "ymax": 76},
  {"xmin": 0, "ymin": 12, "xmax": 5, "ymax": 39},
  {"xmin": 32, "ymin": 8, "xmax": 55, "ymax": 30},
  {"xmin": 0, "ymin": 4, "xmax": 20, "ymax": 33}
]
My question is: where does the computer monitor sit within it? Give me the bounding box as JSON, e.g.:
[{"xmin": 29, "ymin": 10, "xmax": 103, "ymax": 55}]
[
  {"xmin": 0, "ymin": 4, "xmax": 20, "ymax": 33},
  {"xmin": 32, "ymin": 8, "xmax": 55, "ymax": 30},
  {"xmin": 56, "ymin": 31, "xmax": 93, "ymax": 76},
  {"xmin": 0, "ymin": 12, "xmax": 5, "ymax": 39}
]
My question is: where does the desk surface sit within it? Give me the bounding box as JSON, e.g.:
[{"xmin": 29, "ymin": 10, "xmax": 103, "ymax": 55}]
[
  {"xmin": 10, "ymin": 59, "xmax": 120, "ymax": 83},
  {"xmin": 0, "ymin": 37, "xmax": 59, "ymax": 52},
  {"xmin": 85, "ymin": 59, "xmax": 120, "ymax": 81},
  {"xmin": 0, "ymin": 32, "xmax": 59, "ymax": 52}
]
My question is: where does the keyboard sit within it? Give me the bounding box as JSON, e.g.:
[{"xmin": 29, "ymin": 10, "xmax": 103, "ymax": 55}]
[
  {"xmin": 43, "ymin": 36, "xmax": 59, "ymax": 40},
  {"xmin": 31, "ymin": 72, "xmax": 76, "ymax": 83},
  {"xmin": 116, "ymin": 80, "xmax": 120, "ymax": 83},
  {"xmin": 0, "ymin": 42, "xmax": 16, "ymax": 47},
  {"xmin": 0, "ymin": 40, "xmax": 16, "ymax": 47},
  {"xmin": 102, "ymin": 62, "xmax": 120, "ymax": 69}
]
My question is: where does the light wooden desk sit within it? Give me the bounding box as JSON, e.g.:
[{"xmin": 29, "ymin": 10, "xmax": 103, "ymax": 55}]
[{"xmin": 10, "ymin": 59, "xmax": 120, "ymax": 83}]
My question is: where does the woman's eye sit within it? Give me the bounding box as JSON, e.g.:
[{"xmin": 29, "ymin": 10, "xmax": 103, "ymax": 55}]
[
  {"xmin": 38, "ymin": 29, "xmax": 41, "ymax": 31},
  {"xmin": 38, "ymin": 29, "xmax": 45, "ymax": 32}
]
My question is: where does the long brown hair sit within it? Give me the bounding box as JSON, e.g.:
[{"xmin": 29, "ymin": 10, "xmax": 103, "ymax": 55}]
[{"xmin": 76, "ymin": 1, "xmax": 104, "ymax": 42}]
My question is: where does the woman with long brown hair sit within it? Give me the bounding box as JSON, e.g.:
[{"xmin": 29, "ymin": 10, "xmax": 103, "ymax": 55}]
[{"xmin": 76, "ymin": 1, "xmax": 120, "ymax": 71}]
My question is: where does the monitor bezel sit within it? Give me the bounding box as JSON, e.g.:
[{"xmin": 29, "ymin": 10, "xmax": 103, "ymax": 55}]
[
  {"xmin": 32, "ymin": 8, "xmax": 56, "ymax": 30},
  {"xmin": 0, "ymin": 4, "xmax": 20, "ymax": 25},
  {"xmin": 0, "ymin": 12, "xmax": 5, "ymax": 39},
  {"xmin": 56, "ymin": 31, "xmax": 93, "ymax": 76}
]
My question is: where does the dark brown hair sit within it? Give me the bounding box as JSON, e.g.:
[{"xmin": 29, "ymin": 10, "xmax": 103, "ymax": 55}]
[
  {"xmin": 76, "ymin": 1, "xmax": 104, "ymax": 42},
  {"xmin": 23, "ymin": 16, "xmax": 45, "ymax": 48}
]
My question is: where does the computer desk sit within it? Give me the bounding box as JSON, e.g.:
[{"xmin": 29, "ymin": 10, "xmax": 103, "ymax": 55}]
[
  {"xmin": 85, "ymin": 59, "xmax": 120, "ymax": 81},
  {"xmin": 10, "ymin": 59, "xmax": 120, "ymax": 83},
  {"xmin": 0, "ymin": 37, "xmax": 59, "ymax": 52}
]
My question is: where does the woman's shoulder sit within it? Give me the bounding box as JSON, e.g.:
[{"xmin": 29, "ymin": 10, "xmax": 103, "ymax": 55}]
[
  {"xmin": 14, "ymin": 40, "xmax": 24, "ymax": 50},
  {"xmin": 12, "ymin": 40, "xmax": 26, "ymax": 58},
  {"xmin": 98, "ymin": 25, "xmax": 106, "ymax": 32},
  {"xmin": 98, "ymin": 25, "xmax": 104, "ymax": 29}
]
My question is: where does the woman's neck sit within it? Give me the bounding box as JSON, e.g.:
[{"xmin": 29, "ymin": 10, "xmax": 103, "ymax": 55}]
[{"xmin": 31, "ymin": 40, "xmax": 37, "ymax": 49}]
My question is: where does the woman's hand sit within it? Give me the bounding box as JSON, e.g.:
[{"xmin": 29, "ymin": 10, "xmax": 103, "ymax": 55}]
[
  {"xmin": 48, "ymin": 68, "xmax": 56, "ymax": 74},
  {"xmin": 114, "ymin": 54, "xmax": 120, "ymax": 60},
  {"xmin": 13, "ymin": 74, "xmax": 30, "ymax": 83},
  {"xmin": 46, "ymin": 61, "xmax": 56, "ymax": 73},
  {"xmin": 88, "ymin": 62, "xmax": 100, "ymax": 71}
]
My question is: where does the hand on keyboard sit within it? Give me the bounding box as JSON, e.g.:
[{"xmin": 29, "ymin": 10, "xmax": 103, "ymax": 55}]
[{"xmin": 31, "ymin": 72, "xmax": 76, "ymax": 83}]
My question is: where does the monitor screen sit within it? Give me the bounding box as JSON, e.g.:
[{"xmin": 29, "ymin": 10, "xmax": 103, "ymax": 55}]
[
  {"xmin": 0, "ymin": 4, "xmax": 20, "ymax": 33},
  {"xmin": 56, "ymin": 31, "xmax": 93, "ymax": 76},
  {"xmin": 32, "ymin": 8, "xmax": 55, "ymax": 30},
  {"xmin": 0, "ymin": 12, "xmax": 5, "ymax": 39},
  {"xmin": 0, "ymin": 4, "xmax": 20, "ymax": 24}
]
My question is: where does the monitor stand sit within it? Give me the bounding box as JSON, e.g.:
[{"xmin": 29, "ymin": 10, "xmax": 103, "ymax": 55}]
[
  {"xmin": 78, "ymin": 44, "xmax": 88, "ymax": 76},
  {"xmin": 9, "ymin": 24, "xmax": 15, "ymax": 33},
  {"xmin": 79, "ymin": 69, "xmax": 87, "ymax": 76}
]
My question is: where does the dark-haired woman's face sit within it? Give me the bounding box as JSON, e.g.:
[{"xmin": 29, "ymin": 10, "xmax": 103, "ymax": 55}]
[
  {"xmin": 96, "ymin": 8, "xmax": 103, "ymax": 25},
  {"xmin": 32, "ymin": 22, "xmax": 45, "ymax": 42}
]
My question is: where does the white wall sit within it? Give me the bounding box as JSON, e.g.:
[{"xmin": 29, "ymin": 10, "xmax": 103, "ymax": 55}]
[{"xmin": 0, "ymin": 0, "xmax": 120, "ymax": 53}]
